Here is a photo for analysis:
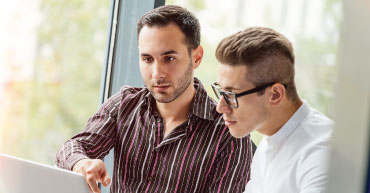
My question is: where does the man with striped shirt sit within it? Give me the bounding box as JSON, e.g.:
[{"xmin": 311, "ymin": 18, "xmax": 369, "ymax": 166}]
[{"xmin": 55, "ymin": 5, "xmax": 252, "ymax": 193}]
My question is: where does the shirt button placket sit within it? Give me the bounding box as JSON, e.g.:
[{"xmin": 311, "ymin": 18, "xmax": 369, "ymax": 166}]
[{"xmin": 146, "ymin": 117, "xmax": 161, "ymax": 183}]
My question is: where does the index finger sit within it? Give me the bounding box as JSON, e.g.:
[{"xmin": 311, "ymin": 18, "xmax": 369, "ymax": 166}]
[{"xmin": 86, "ymin": 173, "xmax": 100, "ymax": 193}]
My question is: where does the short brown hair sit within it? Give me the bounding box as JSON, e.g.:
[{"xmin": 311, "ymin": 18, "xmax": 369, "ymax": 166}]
[
  {"xmin": 137, "ymin": 5, "xmax": 201, "ymax": 51},
  {"xmin": 215, "ymin": 27, "xmax": 299, "ymax": 102}
]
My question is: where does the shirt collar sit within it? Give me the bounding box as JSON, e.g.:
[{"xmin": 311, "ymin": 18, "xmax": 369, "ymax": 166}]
[
  {"xmin": 190, "ymin": 77, "xmax": 215, "ymax": 121},
  {"xmin": 143, "ymin": 77, "xmax": 215, "ymax": 121},
  {"xmin": 265, "ymin": 100, "xmax": 311, "ymax": 147}
]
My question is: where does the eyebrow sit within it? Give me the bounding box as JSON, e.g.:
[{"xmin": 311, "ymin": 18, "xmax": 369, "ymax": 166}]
[
  {"xmin": 140, "ymin": 53, "xmax": 151, "ymax": 57},
  {"xmin": 140, "ymin": 50, "xmax": 178, "ymax": 57},
  {"xmin": 224, "ymin": 86, "xmax": 241, "ymax": 91},
  {"xmin": 161, "ymin": 50, "xmax": 178, "ymax": 55},
  {"xmin": 215, "ymin": 82, "xmax": 240, "ymax": 91}
]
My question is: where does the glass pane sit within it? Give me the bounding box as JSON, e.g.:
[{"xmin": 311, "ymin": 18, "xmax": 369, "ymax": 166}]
[
  {"xmin": 0, "ymin": 0, "xmax": 110, "ymax": 165},
  {"xmin": 167, "ymin": 0, "xmax": 342, "ymax": 144}
]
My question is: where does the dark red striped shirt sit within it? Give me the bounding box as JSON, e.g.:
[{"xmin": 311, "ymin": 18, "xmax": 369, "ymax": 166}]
[{"xmin": 55, "ymin": 78, "xmax": 252, "ymax": 193}]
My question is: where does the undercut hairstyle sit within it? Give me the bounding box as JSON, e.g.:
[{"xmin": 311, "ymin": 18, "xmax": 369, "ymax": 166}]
[
  {"xmin": 137, "ymin": 5, "xmax": 201, "ymax": 52},
  {"xmin": 215, "ymin": 27, "xmax": 300, "ymax": 102}
]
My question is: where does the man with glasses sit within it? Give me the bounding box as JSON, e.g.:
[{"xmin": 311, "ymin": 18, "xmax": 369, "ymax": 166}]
[{"xmin": 213, "ymin": 27, "xmax": 333, "ymax": 193}]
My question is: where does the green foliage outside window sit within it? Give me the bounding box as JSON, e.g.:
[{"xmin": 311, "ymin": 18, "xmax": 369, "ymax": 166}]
[{"xmin": 0, "ymin": 0, "xmax": 109, "ymax": 165}]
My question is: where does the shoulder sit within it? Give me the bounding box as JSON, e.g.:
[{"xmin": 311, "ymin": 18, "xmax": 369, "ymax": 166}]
[
  {"xmin": 286, "ymin": 107, "xmax": 333, "ymax": 169},
  {"xmin": 101, "ymin": 86, "xmax": 148, "ymax": 111},
  {"xmin": 299, "ymin": 108, "xmax": 334, "ymax": 144},
  {"xmin": 114, "ymin": 85, "xmax": 148, "ymax": 104},
  {"xmin": 294, "ymin": 109, "xmax": 333, "ymax": 176},
  {"xmin": 306, "ymin": 107, "xmax": 334, "ymax": 129},
  {"xmin": 289, "ymin": 111, "xmax": 332, "ymax": 191},
  {"xmin": 118, "ymin": 85, "xmax": 148, "ymax": 98}
]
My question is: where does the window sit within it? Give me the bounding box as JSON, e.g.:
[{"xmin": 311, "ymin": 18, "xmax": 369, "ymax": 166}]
[{"xmin": 0, "ymin": 0, "xmax": 111, "ymax": 165}]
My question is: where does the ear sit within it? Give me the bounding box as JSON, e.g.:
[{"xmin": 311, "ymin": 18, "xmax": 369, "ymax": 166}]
[
  {"xmin": 268, "ymin": 83, "xmax": 285, "ymax": 106},
  {"xmin": 192, "ymin": 45, "xmax": 203, "ymax": 69}
]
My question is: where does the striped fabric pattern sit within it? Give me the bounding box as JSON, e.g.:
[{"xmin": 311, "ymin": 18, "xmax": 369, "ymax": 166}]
[{"xmin": 55, "ymin": 78, "xmax": 252, "ymax": 193}]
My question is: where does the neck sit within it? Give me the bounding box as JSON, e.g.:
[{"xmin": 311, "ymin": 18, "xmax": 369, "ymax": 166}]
[
  {"xmin": 260, "ymin": 99, "xmax": 303, "ymax": 136},
  {"xmin": 155, "ymin": 82, "xmax": 195, "ymax": 123}
]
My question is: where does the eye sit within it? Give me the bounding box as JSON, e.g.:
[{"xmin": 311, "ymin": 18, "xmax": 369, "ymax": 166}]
[
  {"xmin": 142, "ymin": 56, "xmax": 153, "ymax": 63},
  {"xmin": 164, "ymin": 56, "xmax": 175, "ymax": 62}
]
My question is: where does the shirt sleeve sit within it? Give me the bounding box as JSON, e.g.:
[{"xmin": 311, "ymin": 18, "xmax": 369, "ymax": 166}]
[
  {"xmin": 54, "ymin": 89, "xmax": 124, "ymax": 170},
  {"xmin": 297, "ymin": 140, "xmax": 331, "ymax": 193},
  {"xmin": 206, "ymin": 135, "xmax": 253, "ymax": 193}
]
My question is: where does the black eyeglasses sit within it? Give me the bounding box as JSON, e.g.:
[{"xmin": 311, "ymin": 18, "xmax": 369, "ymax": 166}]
[{"xmin": 211, "ymin": 82, "xmax": 280, "ymax": 108}]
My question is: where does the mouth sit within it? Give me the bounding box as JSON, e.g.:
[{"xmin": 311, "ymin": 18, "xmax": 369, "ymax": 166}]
[
  {"xmin": 153, "ymin": 85, "xmax": 170, "ymax": 92},
  {"xmin": 223, "ymin": 119, "xmax": 237, "ymax": 126}
]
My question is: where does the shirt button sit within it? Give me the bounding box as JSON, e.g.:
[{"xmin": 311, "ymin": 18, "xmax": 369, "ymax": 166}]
[
  {"xmin": 147, "ymin": 176, "xmax": 152, "ymax": 181},
  {"xmin": 157, "ymin": 119, "xmax": 161, "ymax": 123}
]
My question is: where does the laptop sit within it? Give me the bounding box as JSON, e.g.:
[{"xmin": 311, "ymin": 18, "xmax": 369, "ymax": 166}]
[{"xmin": 0, "ymin": 153, "xmax": 90, "ymax": 193}]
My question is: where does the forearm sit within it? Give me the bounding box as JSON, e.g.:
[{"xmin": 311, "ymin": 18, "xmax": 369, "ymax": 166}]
[
  {"xmin": 55, "ymin": 110, "xmax": 117, "ymax": 170},
  {"xmin": 55, "ymin": 138, "xmax": 90, "ymax": 170}
]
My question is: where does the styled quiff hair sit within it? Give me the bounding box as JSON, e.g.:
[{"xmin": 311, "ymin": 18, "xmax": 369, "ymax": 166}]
[
  {"xmin": 137, "ymin": 5, "xmax": 201, "ymax": 51},
  {"xmin": 215, "ymin": 27, "xmax": 299, "ymax": 102}
]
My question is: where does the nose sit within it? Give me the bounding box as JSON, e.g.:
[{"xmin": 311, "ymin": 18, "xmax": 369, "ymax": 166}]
[
  {"xmin": 216, "ymin": 96, "xmax": 232, "ymax": 114},
  {"xmin": 152, "ymin": 62, "xmax": 166, "ymax": 80}
]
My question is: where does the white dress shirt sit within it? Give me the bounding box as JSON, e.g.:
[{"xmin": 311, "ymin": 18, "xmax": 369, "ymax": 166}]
[{"xmin": 244, "ymin": 101, "xmax": 333, "ymax": 193}]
